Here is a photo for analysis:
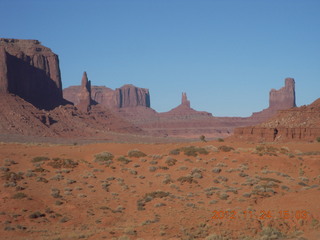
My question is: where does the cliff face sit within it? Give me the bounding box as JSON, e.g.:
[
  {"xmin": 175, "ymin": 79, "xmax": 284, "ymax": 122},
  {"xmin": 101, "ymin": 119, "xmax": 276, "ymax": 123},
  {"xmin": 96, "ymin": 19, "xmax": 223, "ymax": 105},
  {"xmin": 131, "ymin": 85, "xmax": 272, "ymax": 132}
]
[
  {"xmin": 115, "ymin": 84, "xmax": 150, "ymax": 108},
  {"xmin": 64, "ymin": 84, "xmax": 151, "ymax": 109},
  {"xmin": 269, "ymin": 78, "xmax": 296, "ymax": 109},
  {"xmin": 250, "ymin": 78, "xmax": 296, "ymax": 121},
  {"xmin": 0, "ymin": 38, "xmax": 63, "ymax": 110},
  {"xmin": 233, "ymin": 98, "xmax": 320, "ymax": 142}
]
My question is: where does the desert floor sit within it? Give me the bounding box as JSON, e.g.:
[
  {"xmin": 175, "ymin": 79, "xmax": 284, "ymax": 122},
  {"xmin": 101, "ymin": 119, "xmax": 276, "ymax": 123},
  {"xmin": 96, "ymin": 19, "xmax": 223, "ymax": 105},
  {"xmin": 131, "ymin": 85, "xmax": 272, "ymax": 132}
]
[{"xmin": 0, "ymin": 139, "xmax": 319, "ymax": 240}]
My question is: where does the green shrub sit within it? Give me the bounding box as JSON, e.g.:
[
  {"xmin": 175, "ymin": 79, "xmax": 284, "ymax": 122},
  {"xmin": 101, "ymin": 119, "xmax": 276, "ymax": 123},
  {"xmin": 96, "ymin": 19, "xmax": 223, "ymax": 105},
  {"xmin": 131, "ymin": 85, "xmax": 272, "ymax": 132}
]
[
  {"xmin": 127, "ymin": 149, "xmax": 146, "ymax": 158},
  {"xmin": 317, "ymin": 137, "xmax": 320, "ymax": 142},
  {"xmin": 217, "ymin": 138, "xmax": 224, "ymax": 142}
]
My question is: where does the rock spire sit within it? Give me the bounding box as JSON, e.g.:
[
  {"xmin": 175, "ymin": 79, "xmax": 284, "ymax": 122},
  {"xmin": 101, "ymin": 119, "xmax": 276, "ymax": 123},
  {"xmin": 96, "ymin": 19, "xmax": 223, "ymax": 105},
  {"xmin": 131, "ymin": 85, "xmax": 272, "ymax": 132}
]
[{"xmin": 77, "ymin": 71, "xmax": 91, "ymax": 112}]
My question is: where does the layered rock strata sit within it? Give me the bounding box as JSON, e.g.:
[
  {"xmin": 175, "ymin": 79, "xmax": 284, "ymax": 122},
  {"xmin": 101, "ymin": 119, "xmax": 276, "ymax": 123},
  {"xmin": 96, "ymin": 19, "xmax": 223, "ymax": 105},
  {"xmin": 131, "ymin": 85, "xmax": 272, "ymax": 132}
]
[
  {"xmin": 76, "ymin": 71, "xmax": 91, "ymax": 112},
  {"xmin": 0, "ymin": 38, "xmax": 63, "ymax": 110},
  {"xmin": 233, "ymin": 98, "xmax": 320, "ymax": 142},
  {"xmin": 64, "ymin": 84, "xmax": 150, "ymax": 109}
]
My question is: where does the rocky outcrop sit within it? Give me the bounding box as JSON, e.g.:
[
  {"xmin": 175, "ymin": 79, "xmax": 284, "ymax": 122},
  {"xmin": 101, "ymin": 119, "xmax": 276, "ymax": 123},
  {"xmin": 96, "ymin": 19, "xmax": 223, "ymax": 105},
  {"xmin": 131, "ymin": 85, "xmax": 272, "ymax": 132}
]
[
  {"xmin": 0, "ymin": 93, "xmax": 143, "ymax": 139},
  {"xmin": 181, "ymin": 92, "xmax": 190, "ymax": 107},
  {"xmin": 64, "ymin": 84, "xmax": 150, "ymax": 109},
  {"xmin": 76, "ymin": 72, "xmax": 91, "ymax": 112},
  {"xmin": 233, "ymin": 98, "xmax": 320, "ymax": 142},
  {"xmin": 115, "ymin": 84, "xmax": 150, "ymax": 108},
  {"xmin": 269, "ymin": 78, "xmax": 296, "ymax": 109},
  {"xmin": 163, "ymin": 92, "xmax": 212, "ymax": 117},
  {"xmin": 250, "ymin": 78, "xmax": 296, "ymax": 121},
  {"xmin": 0, "ymin": 38, "xmax": 63, "ymax": 110}
]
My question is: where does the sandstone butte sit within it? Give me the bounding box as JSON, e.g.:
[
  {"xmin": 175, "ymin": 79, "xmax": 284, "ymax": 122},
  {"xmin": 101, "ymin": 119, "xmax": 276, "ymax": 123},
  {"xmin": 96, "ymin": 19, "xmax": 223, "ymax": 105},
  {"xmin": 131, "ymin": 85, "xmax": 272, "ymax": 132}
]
[
  {"xmin": 0, "ymin": 38, "xmax": 63, "ymax": 110},
  {"xmin": 0, "ymin": 37, "xmax": 319, "ymax": 142},
  {"xmin": 0, "ymin": 38, "xmax": 142, "ymax": 139},
  {"xmin": 64, "ymin": 76, "xmax": 302, "ymax": 140}
]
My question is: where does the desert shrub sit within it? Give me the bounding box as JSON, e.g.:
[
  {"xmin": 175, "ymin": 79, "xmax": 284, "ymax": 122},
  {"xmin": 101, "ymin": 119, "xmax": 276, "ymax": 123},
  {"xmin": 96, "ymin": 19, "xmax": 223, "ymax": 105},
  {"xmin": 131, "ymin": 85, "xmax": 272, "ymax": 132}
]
[
  {"xmin": 200, "ymin": 135, "xmax": 207, "ymax": 142},
  {"xmin": 317, "ymin": 137, "xmax": 320, "ymax": 142},
  {"xmin": 94, "ymin": 152, "xmax": 114, "ymax": 163},
  {"xmin": 127, "ymin": 149, "xmax": 146, "ymax": 158},
  {"xmin": 33, "ymin": 167, "xmax": 48, "ymax": 173},
  {"xmin": 32, "ymin": 156, "xmax": 50, "ymax": 163},
  {"xmin": 151, "ymin": 154, "xmax": 163, "ymax": 160},
  {"xmin": 36, "ymin": 177, "xmax": 48, "ymax": 183},
  {"xmin": 297, "ymin": 151, "xmax": 320, "ymax": 156},
  {"xmin": 218, "ymin": 145, "xmax": 234, "ymax": 152},
  {"xmin": 60, "ymin": 216, "xmax": 70, "ymax": 223},
  {"xmin": 180, "ymin": 146, "xmax": 209, "ymax": 157},
  {"xmin": 177, "ymin": 175, "xmax": 198, "ymax": 184},
  {"xmin": 2, "ymin": 172, "xmax": 23, "ymax": 182},
  {"xmin": 165, "ymin": 157, "xmax": 177, "ymax": 166},
  {"xmin": 169, "ymin": 149, "xmax": 180, "ymax": 155},
  {"xmin": 239, "ymin": 172, "xmax": 248, "ymax": 177},
  {"xmin": 212, "ymin": 167, "xmax": 222, "ymax": 173},
  {"xmin": 47, "ymin": 158, "xmax": 78, "ymax": 169},
  {"xmin": 259, "ymin": 227, "xmax": 284, "ymax": 239},
  {"xmin": 145, "ymin": 191, "xmax": 170, "ymax": 199},
  {"xmin": 181, "ymin": 146, "xmax": 197, "ymax": 156},
  {"xmin": 149, "ymin": 160, "xmax": 158, "ymax": 165},
  {"xmin": 258, "ymin": 177, "xmax": 282, "ymax": 183},
  {"xmin": 255, "ymin": 145, "xmax": 278, "ymax": 156},
  {"xmin": 217, "ymin": 138, "xmax": 224, "ymax": 142},
  {"xmin": 149, "ymin": 166, "xmax": 157, "ymax": 172},
  {"xmin": 218, "ymin": 193, "xmax": 229, "ymax": 200},
  {"xmin": 12, "ymin": 192, "xmax": 27, "ymax": 199},
  {"xmin": 137, "ymin": 191, "xmax": 170, "ymax": 210},
  {"xmin": 29, "ymin": 211, "xmax": 45, "ymax": 219},
  {"xmin": 117, "ymin": 156, "xmax": 132, "ymax": 164}
]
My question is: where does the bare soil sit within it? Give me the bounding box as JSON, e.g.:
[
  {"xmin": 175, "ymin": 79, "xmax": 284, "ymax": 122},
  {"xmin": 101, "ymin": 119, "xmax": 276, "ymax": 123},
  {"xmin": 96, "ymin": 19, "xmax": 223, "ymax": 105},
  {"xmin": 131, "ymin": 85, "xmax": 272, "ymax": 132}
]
[{"xmin": 0, "ymin": 139, "xmax": 319, "ymax": 240}]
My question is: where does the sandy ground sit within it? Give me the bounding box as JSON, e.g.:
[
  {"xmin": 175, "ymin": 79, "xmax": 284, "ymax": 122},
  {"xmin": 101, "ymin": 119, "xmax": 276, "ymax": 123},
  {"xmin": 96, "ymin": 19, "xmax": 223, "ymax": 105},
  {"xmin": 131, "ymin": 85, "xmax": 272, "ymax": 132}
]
[{"xmin": 0, "ymin": 139, "xmax": 319, "ymax": 240}]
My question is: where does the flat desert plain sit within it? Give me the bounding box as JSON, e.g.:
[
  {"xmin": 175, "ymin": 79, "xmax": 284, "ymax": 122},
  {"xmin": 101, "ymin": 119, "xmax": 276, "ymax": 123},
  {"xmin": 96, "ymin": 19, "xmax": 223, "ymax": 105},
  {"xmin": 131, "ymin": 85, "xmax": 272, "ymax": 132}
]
[{"xmin": 0, "ymin": 140, "xmax": 319, "ymax": 240}]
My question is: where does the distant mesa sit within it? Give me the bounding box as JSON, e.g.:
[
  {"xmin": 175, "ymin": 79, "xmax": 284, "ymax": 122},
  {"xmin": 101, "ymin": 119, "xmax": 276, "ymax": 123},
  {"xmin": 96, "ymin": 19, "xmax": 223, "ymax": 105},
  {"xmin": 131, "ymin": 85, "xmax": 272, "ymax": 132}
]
[
  {"xmin": 0, "ymin": 38, "xmax": 64, "ymax": 110},
  {"xmin": 64, "ymin": 83, "xmax": 150, "ymax": 109},
  {"xmin": 1, "ymin": 38, "xmax": 315, "ymax": 141}
]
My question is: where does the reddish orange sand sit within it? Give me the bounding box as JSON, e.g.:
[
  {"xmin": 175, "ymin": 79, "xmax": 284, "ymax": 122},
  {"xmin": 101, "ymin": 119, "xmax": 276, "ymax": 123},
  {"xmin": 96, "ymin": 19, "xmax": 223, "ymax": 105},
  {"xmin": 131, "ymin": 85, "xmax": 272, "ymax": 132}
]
[{"xmin": 0, "ymin": 140, "xmax": 319, "ymax": 240}]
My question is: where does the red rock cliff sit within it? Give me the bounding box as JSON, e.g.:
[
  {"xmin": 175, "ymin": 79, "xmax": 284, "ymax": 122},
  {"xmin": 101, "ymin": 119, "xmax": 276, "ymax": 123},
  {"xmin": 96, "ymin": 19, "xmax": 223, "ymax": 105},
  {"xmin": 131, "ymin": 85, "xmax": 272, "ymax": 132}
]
[
  {"xmin": 250, "ymin": 78, "xmax": 296, "ymax": 121},
  {"xmin": 115, "ymin": 84, "xmax": 150, "ymax": 108},
  {"xmin": 269, "ymin": 77, "xmax": 296, "ymax": 109},
  {"xmin": 0, "ymin": 38, "xmax": 63, "ymax": 110},
  {"xmin": 64, "ymin": 83, "xmax": 150, "ymax": 109},
  {"xmin": 76, "ymin": 71, "xmax": 91, "ymax": 112},
  {"xmin": 233, "ymin": 98, "xmax": 320, "ymax": 142}
]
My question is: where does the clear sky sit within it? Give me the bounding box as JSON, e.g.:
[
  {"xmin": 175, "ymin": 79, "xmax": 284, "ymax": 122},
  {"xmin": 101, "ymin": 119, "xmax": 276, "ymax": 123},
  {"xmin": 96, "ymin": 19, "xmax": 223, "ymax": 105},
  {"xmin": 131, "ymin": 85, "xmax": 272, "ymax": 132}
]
[{"xmin": 1, "ymin": 0, "xmax": 320, "ymax": 116}]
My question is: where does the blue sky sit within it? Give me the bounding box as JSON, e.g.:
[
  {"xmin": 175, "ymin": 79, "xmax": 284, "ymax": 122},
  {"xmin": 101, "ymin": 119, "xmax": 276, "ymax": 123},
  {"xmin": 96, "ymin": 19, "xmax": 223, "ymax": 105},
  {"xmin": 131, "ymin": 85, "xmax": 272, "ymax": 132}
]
[{"xmin": 1, "ymin": 0, "xmax": 320, "ymax": 116}]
